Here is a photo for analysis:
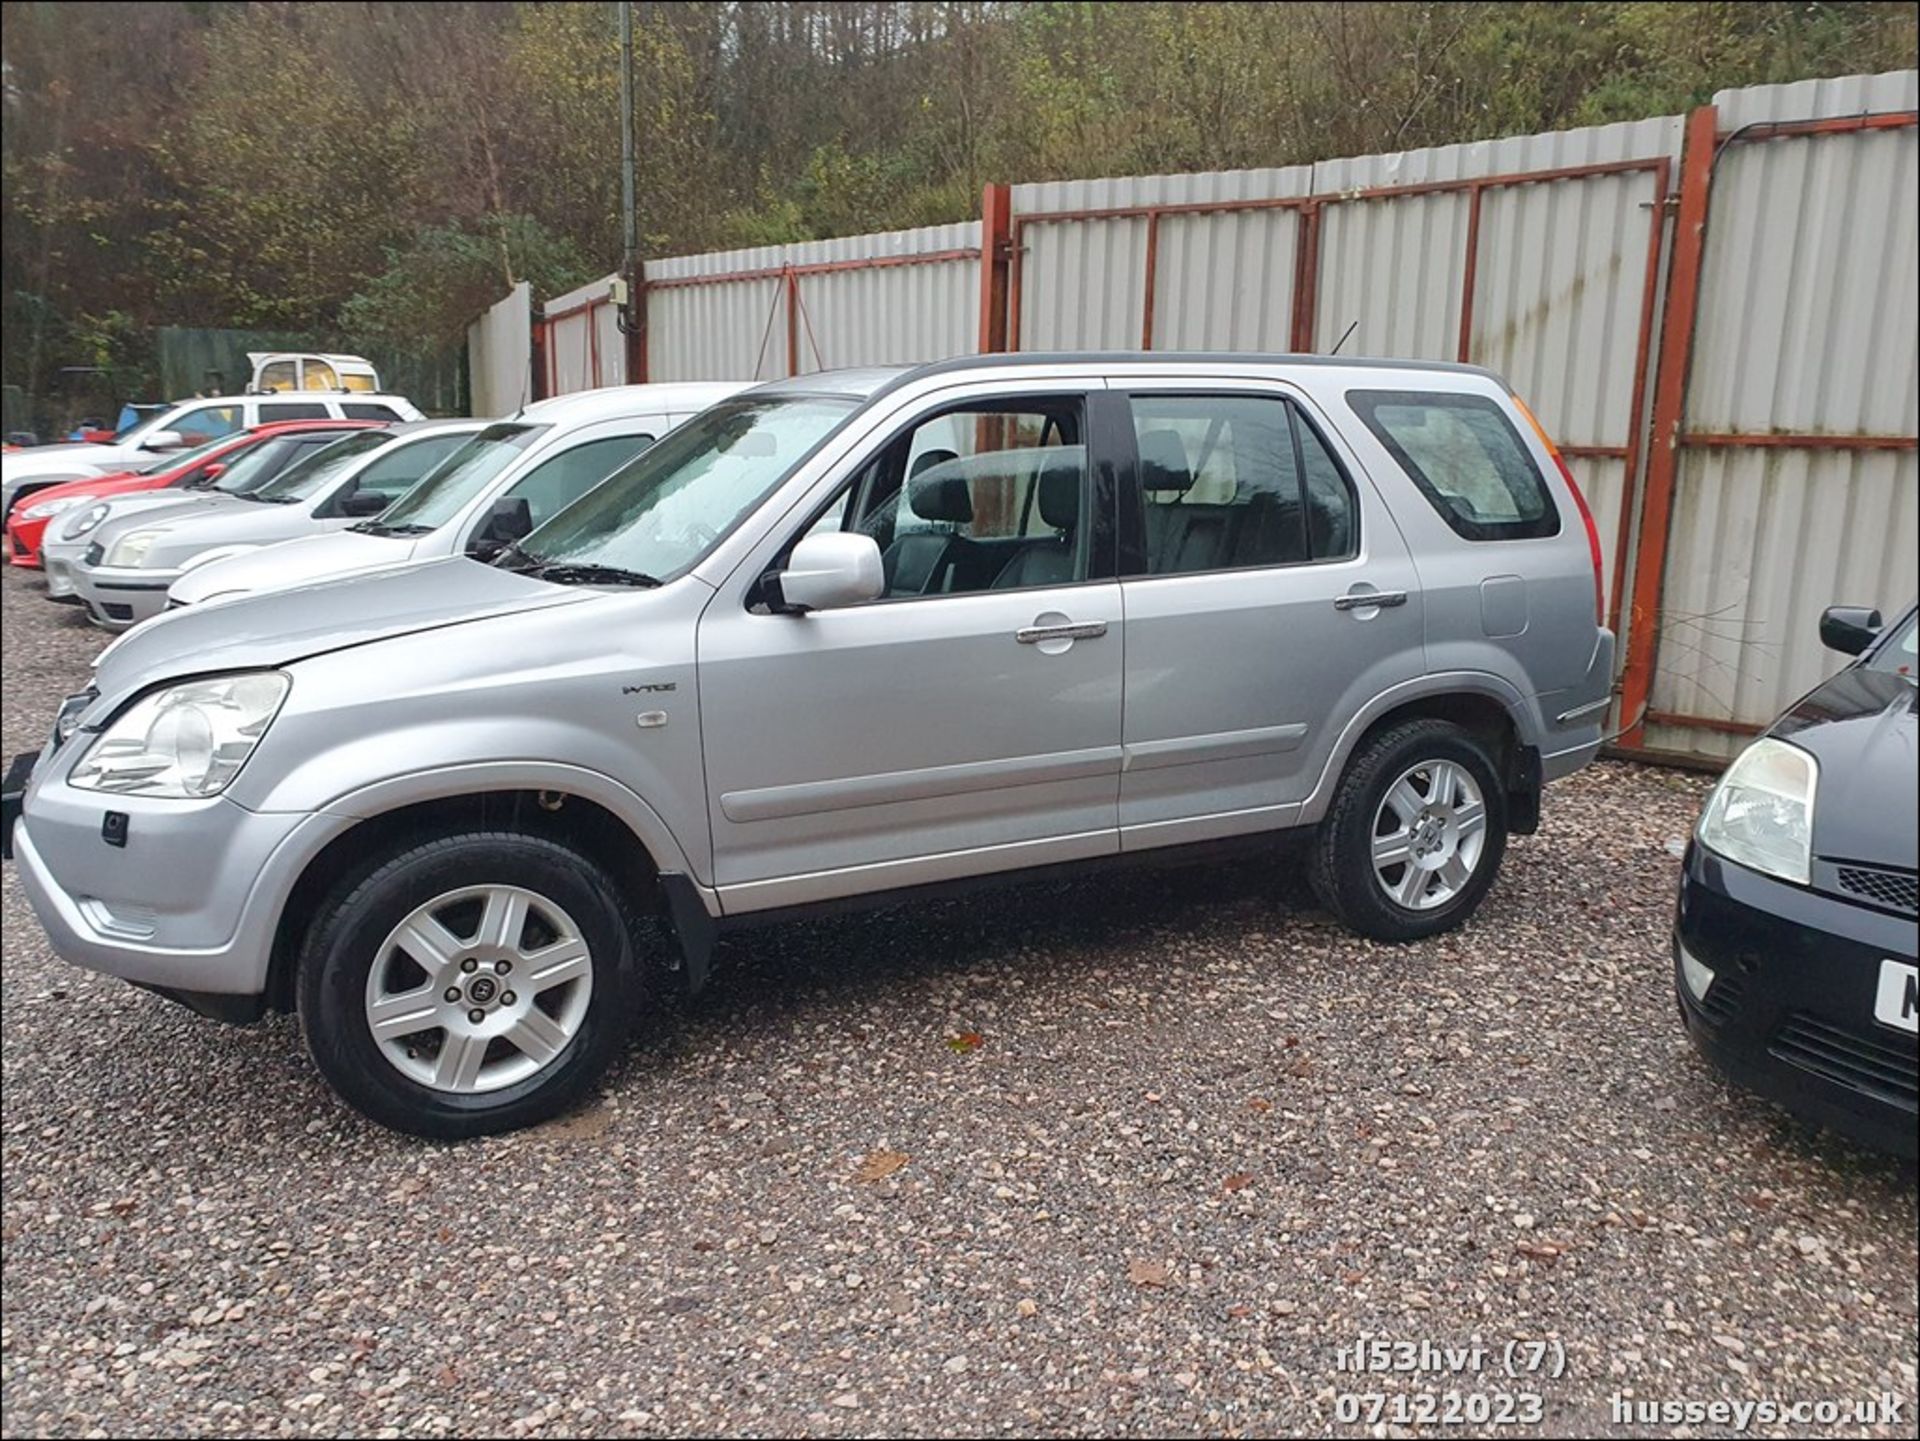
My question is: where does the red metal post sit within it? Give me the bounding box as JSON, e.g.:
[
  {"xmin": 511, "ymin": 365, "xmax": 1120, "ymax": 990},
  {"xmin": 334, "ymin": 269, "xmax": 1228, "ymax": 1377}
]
[
  {"xmin": 1619, "ymin": 104, "xmax": 1718, "ymax": 749},
  {"xmin": 1289, "ymin": 203, "xmax": 1321, "ymax": 352},
  {"xmin": 978, "ymin": 182, "xmax": 1012, "ymax": 353},
  {"xmin": 784, "ymin": 268, "xmax": 800, "ymax": 377},
  {"xmin": 628, "ymin": 268, "xmax": 649, "ymax": 384},
  {"xmin": 1678, "ymin": 431, "xmax": 1918, "ymax": 451},
  {"xmin": 1456, "ymin": 182, "xmax": 1484, "ymax": 363},
  {"xmin": 1140, "ymin": 210, "xmax": 1161, "ymax": 350},
  {"xmin": 588, "ymin": 300, "xmax": 602, "ymax": 388},
  {"xmin": 1608, "ymin": 156, "xmax": 1671, "ymax": 636}
]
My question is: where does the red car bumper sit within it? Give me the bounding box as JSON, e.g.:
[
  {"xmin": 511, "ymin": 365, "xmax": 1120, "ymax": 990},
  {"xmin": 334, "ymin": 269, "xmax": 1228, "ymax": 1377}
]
[{"xmin": 4, "ymin": 514, "xmax": 45, "ymax": 568}]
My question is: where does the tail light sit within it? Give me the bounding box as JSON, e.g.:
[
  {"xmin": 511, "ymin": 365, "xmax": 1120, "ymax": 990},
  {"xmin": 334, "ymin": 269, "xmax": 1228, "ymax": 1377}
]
[{"xmin": 1511, "ymin": 393, "xmax": 1604, "ymax": 627}]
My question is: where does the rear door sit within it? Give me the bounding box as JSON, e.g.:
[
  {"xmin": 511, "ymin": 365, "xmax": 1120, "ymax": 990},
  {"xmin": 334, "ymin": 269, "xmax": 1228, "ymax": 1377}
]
[{"xmin": 1114, "ymin": 380, "xmax": 1425, "ymax": 848}]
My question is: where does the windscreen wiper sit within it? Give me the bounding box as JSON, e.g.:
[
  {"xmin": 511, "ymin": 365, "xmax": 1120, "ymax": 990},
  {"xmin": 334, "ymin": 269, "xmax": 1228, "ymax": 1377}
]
[
  {"xmin": 526, "ymin": 562, "xmax": 663, "ymax": 588},
  {"xmin": 348, "ymin": 521, "xmax": 433, "ymax": 536}
]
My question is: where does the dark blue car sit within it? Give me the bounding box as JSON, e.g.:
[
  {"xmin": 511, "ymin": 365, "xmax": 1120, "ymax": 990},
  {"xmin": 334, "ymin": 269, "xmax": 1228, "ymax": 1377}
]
[{"xmin": 1674, "ymin": 602, "xmax": 1918, "ymax": 1158}]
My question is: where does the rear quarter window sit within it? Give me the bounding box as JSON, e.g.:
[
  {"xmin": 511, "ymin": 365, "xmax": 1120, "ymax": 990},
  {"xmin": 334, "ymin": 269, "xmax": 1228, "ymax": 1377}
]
[{"xmin": 1347, "ymin": 390, "xmax": 1559, "ymax": 541}]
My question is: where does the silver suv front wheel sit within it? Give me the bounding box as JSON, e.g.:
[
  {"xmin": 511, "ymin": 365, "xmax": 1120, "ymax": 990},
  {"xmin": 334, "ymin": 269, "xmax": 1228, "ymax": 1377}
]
[{"xmin": 301, "ymin": 830, "xmax": 643, "ymax": 1138}]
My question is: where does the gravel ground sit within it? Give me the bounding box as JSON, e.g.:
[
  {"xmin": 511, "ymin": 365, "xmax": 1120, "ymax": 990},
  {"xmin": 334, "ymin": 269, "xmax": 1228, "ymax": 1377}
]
[{"xmin": 1, "ymin": 561, "xmax": 1915, "ymax": 1440}]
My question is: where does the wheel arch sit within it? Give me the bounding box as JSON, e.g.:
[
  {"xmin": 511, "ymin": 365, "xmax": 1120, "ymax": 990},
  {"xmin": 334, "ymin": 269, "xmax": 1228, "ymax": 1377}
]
[
  {"xmin": 1301, "ymin": 673, "xmax": 1543, "ymax": 832},
  {"xmin": 264, "ymin": 782, "xmax": 694, "ymax": 1014}
]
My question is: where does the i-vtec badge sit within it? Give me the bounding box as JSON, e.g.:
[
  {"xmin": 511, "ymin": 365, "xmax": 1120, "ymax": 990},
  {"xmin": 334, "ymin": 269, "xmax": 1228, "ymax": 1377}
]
[{"xmin": 623, "ymin": 682, "xmax": 676, "ymax": 695}]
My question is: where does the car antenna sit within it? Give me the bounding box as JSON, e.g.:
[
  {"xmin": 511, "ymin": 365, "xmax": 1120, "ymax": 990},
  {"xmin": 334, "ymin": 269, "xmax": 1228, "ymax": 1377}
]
[{"xmin": 1330, "ymin": 319, "xmax": 1359, "ymax": 357}]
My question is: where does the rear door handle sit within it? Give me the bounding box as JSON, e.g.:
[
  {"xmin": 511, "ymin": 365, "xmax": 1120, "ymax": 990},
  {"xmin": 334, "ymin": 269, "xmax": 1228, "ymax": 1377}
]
[
  {"xmin": 1016, "ymin": 620, "xmax": 1108, "ymax": 643},
  {"xmin": 1333, "ymin": 590, "xmax": 1408, "ymax": 611}
]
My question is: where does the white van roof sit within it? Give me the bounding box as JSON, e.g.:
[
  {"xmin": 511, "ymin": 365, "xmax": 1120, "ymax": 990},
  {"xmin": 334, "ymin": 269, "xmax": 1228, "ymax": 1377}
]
[{"xmin": 511, "ymin": 382, "xmax": 751, "ymax": 426}]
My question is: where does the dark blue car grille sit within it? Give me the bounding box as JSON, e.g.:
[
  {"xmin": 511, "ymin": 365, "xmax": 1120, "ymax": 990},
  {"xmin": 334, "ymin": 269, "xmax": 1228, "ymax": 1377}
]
[
  {"xmin": 1834, "ymin": 864, "xmax": 1918, "ymax": 916},
  {"xmin": 1770, "ymin": 1012, "xmax": 1919, "ymax": 1111}
]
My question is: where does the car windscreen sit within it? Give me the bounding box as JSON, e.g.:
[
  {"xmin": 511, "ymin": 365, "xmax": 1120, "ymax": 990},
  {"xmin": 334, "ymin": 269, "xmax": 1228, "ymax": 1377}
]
[
  {"xmin": 372, "ymin": 424, "xmax": 550, "ymax": 532},
  {"xmin": 135, "ymin": 435, "xmax": 229, "ymax": 476},
  {"xmin": 208, "ymin": 434, "xmax": 323, "ymax": 493},
  {"xmin": 506, "ymin": 396, "xmax": 858, "ymax": 582},
  {"xmin": 249, "ymin": 431, "xmax": 390, "ymax": 503},
  {"xmin": 1865, "ymin": 611, "xmax": 1917, "ymax": 681}
]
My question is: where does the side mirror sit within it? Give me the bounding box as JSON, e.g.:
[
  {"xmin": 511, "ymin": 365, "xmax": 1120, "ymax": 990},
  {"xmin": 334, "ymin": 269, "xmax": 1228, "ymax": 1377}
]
[
  {"xmin": 770, "ymin": 532, "xmax": 885, "ymax": 613},
  {"xmin": 197, "ymin": 462, "xmax": 227, "ymax": 485},
  {"xmin": 339, "ymin": 490, "xmax": 390, "ymax": 517},
  {"xmin": 141, "ymin": 429, "xmax": 185, "ymax": 452},
  {"xmin": 468, "ymin": 495, "xmax": 533, "ymax": 558},
  {"xmin": 1819, "ymin": 605, "xmax": 1882, "ymax": 657}
]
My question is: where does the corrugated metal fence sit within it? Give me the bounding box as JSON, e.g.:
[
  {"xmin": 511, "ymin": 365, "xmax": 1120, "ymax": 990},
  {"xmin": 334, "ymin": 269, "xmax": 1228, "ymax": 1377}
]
[{"xmin": 497, "ymin": 70, "xmax": 1917, "ymax": 766}]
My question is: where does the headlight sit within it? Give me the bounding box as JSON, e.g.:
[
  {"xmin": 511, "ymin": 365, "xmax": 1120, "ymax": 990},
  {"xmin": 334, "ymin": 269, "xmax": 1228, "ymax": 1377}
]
[
  {"xmin": 62, "ymin": 502, "xmax": 112, "ymax": 539},
  {"xmin": 1697, "ymin": 737, "xmax": 1818, "ymax": 885},
  {"xmin": 67, "ymin": 672, "xmax": 290, "ymax": 798},
  {"xmin": 23, "ymin": 494, "xmax": 90, "ymax": 520},
  {"xmin": 105, "ymin": 530, "xmax": 160, "ymax": 567}
]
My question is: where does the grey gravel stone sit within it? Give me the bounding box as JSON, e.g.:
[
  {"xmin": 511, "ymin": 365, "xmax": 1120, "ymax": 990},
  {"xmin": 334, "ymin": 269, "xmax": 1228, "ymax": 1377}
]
[{"xmin": 1, "ymin": 563, "xmax": 1914, "ymax": 1437}]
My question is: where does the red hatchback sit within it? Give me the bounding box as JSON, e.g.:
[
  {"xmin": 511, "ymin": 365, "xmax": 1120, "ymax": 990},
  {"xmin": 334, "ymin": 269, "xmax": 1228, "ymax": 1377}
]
[{"xmin": 3, "ymin": 419, "xmax": 387, "ymax": 567}]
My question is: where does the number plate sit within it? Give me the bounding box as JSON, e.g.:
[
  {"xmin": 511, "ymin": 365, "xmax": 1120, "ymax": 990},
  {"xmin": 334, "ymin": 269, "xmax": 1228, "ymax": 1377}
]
[{"xmin": 1873, "ymin": 960, "xmax": 1919, "ymax": 1035}]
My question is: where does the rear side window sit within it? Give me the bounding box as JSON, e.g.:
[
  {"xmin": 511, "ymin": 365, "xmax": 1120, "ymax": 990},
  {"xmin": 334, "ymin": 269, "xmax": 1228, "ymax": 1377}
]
[
  {"xmin": 1127, "ymin": 393, "xmax": 1358, "ymax": 574},
  {"xmin": 343, "ymin": 403, "xmax": 402, "ymax": 421},
  {"xmin": 262, "ymin": 402, "xmax": 331, "ymax": 422},
  {"xmin": 1347, "ymin": 390, "xmax": 1558, "ymax": 541}
]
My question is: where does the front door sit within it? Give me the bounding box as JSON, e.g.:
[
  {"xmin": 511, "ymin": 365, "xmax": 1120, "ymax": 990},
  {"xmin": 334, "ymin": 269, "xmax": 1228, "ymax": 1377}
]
[
  {"xmin": 696, "ymin": 389, "xmax": 1124, "ymax": 912},
  {"xmin": 1114, "ymin": 383, "xmax": 1426, "ymax": 848}
]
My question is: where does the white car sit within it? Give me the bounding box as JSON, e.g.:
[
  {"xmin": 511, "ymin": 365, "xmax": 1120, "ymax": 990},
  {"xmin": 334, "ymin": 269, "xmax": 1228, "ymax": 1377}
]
[
  {"xmin": 0, "ymin": 391, "xmax": 425, "ymax": 514},
  {"xmin": 169, "ymin": 383, "xmax": 746, "ymax": 610},
  {"xmin": 67, "ymin": 420, "xmax": 483, "ymax": 630}
]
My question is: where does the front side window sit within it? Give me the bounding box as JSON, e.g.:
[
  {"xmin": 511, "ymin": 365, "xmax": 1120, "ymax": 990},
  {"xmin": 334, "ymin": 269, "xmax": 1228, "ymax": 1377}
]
[
  {"xmin": 828, "ymin": 399, "xmax": 1089, "ymax": 598},
  {"xmin": 511, "ymin": 396, "xmax": 857, "ymax": 583},
  {"xmin": 1348, "ymin": 390, "xmax": 1559, "ymax": 541},
  {"xmin": 1127, "ymin": 394, "xmax": 1357, "ymax": 575},
  {"xmin": 1865, "ymin": 611, "xmax": 1918, "ymax": 680},
  {"xmin": 500, "ymin": 433, "xmax": 656, "ymax": 531},
  {"xmin": 251, "ymin": 431, "xmax": 391, "ymax": 503},
  {"xmin": 172, "ymin": 404, "xmax": 242, "ymax": 445},
  {"xmin": 373, "ymin": 424, "xmax": 550, "ymax": 533},
  {"xmin": 334, "ymin": 433, "xmax": 473, "ymax": 512}
]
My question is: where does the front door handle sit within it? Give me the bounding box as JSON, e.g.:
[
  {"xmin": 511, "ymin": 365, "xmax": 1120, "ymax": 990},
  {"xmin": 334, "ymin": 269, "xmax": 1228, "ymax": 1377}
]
[
  {"xmin": 1016, "ymin": 619, "xmax": 1108, "ymax": 644},
  {"xmin": 1333, "ymin": 590, "xmax": 1408, "ymax": 612}
]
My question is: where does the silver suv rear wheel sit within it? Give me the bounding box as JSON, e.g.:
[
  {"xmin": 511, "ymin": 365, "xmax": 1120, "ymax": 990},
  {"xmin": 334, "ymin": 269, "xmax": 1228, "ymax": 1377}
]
[{"xmin": 1309, "ymin": 718, "xmax": 1509, "ymax": 942}]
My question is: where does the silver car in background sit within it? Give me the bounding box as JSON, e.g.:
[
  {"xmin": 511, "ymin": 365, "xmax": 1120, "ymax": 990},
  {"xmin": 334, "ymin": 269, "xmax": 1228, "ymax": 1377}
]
[
  {"xmin": 7, "ymin": 354, "xmax": 1614, "ymax": 1138},
  {"xmin": 41, "ymin": 425, "xmax": 383, "ymax": 602},
  {"xmin": 66, "ymin": 420, "xmax": 484, "ymax": 629},
  {"xmin": 169, "ymin": 383, "xmax": 748, "ymax": 610}
]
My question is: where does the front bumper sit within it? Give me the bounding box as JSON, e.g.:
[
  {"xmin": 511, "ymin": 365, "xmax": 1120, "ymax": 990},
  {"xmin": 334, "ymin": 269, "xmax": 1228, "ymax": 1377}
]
[
  {"xmin": 40, "ymin": 535, "xmax": 91, "ymax": 600},
  {"xmin": 1674, "ymin": 841, "xmax": 1917, "ymax": 1159},
  {"xmin": 10, "ymin": 748, "xmax": 351, "ymax": 998},
  {"xmin": 68, "ymin": 559, "xmax": 181, "ymax": 629},
  {"xmin": 5, "ymin": 515, "xmax": 45, "ymax": 567}
]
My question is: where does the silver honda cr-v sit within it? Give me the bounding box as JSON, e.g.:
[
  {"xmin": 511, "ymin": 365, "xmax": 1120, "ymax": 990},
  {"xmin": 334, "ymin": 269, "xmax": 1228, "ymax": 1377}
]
[{"xmin": 5, "ymin": 355, "xmax": 1615, "ymax": 1137}]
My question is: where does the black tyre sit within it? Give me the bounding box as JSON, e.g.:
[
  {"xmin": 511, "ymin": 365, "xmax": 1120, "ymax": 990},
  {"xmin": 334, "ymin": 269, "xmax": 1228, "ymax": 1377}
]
[
  {"xmin": 299, "ymin": 830, "xmax": 643, "ymax": 1138},
  {"xmin": 1308, "ymin": 719, "xmax": 1508, "ymax": 942}
]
